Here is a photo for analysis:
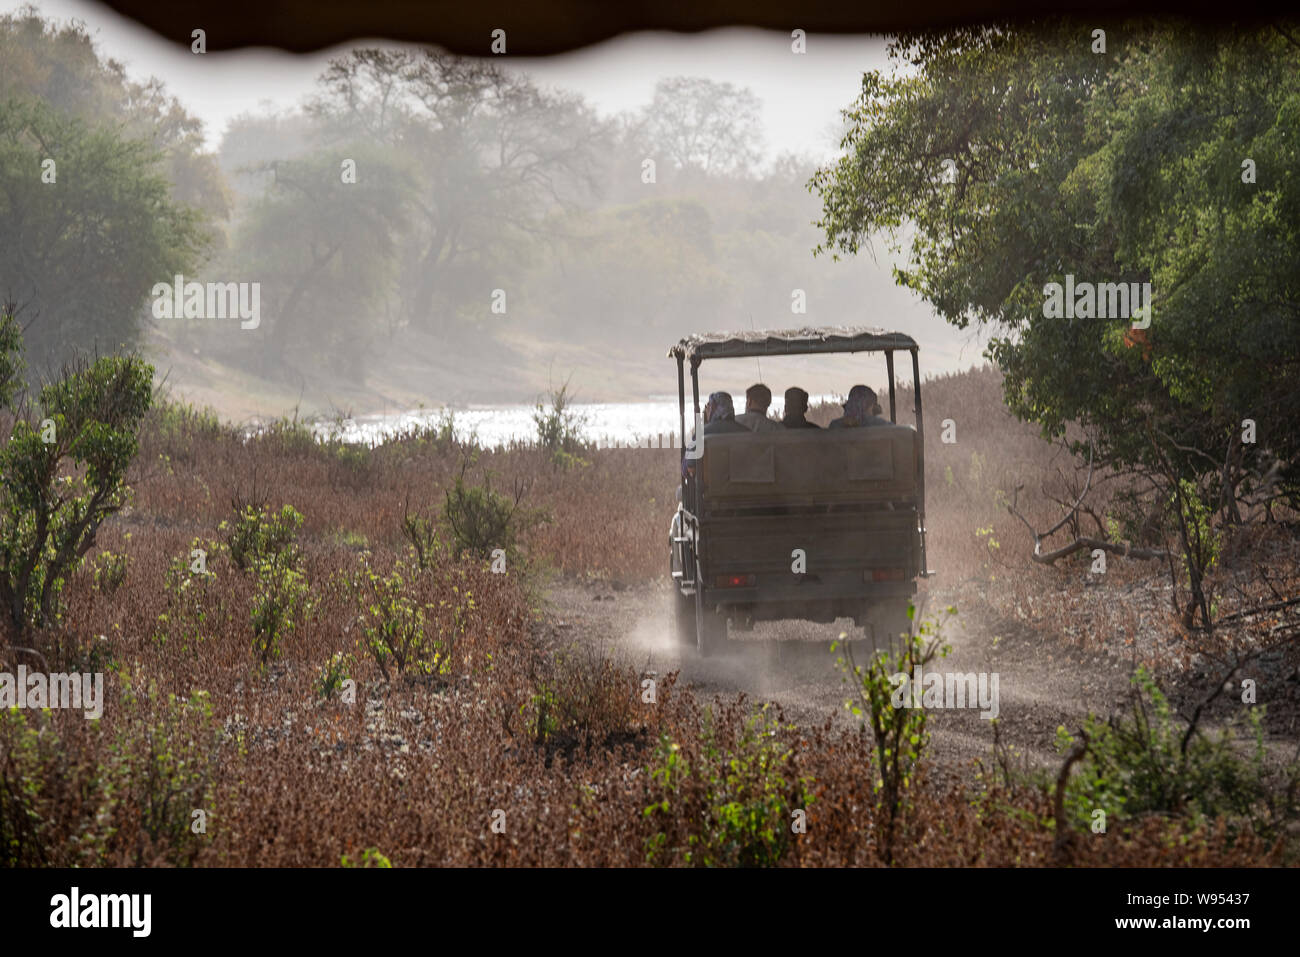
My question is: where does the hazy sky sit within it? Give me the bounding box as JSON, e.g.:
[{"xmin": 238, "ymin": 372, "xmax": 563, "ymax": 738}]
[{"xmin": 8, "ymin": 0, "xmax": 889, "ymax": 162}]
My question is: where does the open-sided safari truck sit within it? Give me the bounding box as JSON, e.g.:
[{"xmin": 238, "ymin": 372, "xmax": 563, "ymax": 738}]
[{"xmin": 669, "ymin": 327, "xmax": 930, "ymax": 658}]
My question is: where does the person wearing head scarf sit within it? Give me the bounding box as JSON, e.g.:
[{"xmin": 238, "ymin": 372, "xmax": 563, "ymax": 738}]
[
  {"xmin": 703, "ymin": 391, "xmax": 747, "ymax": 434},
  {"xmin": 828, "ymin": 385, "xmax": 890, "ymax": 428},
  {"xmin": 780, "ymin": 386, "xmax": 821, "ymax": 429},
  {"xmin": 682, "ymin": 391, "xmax": 746, "ymax": 478}
]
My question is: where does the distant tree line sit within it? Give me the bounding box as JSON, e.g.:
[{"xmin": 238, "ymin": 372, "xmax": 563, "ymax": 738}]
[{"xmin": 0, "ymin": 7, "xmax": 886, "ymax": 390}]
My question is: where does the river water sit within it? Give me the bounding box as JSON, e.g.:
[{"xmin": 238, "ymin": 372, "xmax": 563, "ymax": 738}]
[{"xmin": 326, "ymin": 394, "xmax": 845, "ymax": 448}]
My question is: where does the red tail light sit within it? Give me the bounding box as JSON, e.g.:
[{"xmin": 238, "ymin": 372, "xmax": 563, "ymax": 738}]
[
  {"xmin": 715, "ymin": 574, "xmax": 756, "ymax": 588},
  {"xmin": 869, "ymin": 568, "xmax": 906, "ymax": 582}
]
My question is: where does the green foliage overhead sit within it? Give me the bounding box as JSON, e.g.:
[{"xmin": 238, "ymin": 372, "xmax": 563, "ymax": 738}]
[{"xmin": 812, "ymin": 22, "xmax": 1300, "ymax": 497}]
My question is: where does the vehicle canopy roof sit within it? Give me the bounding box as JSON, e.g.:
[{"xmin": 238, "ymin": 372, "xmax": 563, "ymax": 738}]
[{"xmin": 669, "ymin": 326, "xmax": 918, "ymax": 363}]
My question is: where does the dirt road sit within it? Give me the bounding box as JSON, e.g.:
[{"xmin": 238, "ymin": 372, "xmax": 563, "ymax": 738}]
[{"xmin": 541, "ymin": 578, "xmax": 1137, "ymax": 779}]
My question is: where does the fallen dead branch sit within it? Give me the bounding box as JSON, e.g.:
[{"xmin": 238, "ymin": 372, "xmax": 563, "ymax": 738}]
[{"xmin": 1006, "ymin": 483, "xmax": 1170, "ymax": 564}]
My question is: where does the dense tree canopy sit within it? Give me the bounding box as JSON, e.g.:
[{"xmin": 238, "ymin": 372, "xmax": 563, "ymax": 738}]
[
  {"xmin": 812, "ymin": 21, "xmax": 1300, "ymax": 505},
  {"xmin": 0, "ymin": 8, "xmax": 220, "ymax": 373},
  {"xmin": 0, "ymin": 7, "xmax": 230, "ymax": 226},
  {"xmin": 204, "ymin": 49, "xmax": 870, "ymax": 379},
  {"xmin": 230, "ymin": 146, "xmax": 411, "ymax": 380},
  {"xmin": 0, "ymin": 8, "xmax": 978, "ymax": 403},
  {"xmin": 0, "ymin": 98, "xmax": 207, "ymax": 371}
]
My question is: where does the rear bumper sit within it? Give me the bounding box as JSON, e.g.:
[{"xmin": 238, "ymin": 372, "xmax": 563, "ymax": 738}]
[{"xmin": 698, "ymin": 578, "xmax": 916, "ymax": 623}]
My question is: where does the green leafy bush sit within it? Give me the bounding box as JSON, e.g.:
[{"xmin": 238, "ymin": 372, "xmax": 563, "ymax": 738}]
[
  {"xmin": 153, "ymin": 541, "xmax": 224, "ymax": 651},
  {"xmin": 441, "ymin": 466, "xmax": 546, "ymax": 566},
  {"xmin": 249, "ymin": 558, "xmax": 311, "ymax": 667},
  {"xmin": 835, "ymin": 603, "xmax": 953, "ymax": 863},
  {"xmin": 341, "ymin": 846, "xmax": 392, "ymax": 868},
  {"xmin": 248, "ymin": 415, "xmax": 319, "ymax": 455},
  {"xmin": 525, "ymin": 685, "xmax": 562, "ymax": 743},
  {"xmin": 112, "ymin": 680, "xmax": 221, "ymax": 866},
  {"xmin": 347, "ymin": 557, "xmax": 452, "ymax": 681},
  {"xmin": 1056, "ymin": 667, "xmax": 1299, "ymax": 849},
  {"xmin": 0, "ymin": 677, "xmax": 221, "ymax": 867},
  {"xmin": 92, "ymin": 549, "xmax": 129, "ymax": 595},
  {"xmin": 0, "ymin": 706, "xmax": 113, "ymax": 867},
  {"xmin": 222, "ymin": 503, "xmax": 303, "ymax": 572},
  {"xmin": 532, "ymin": 380, "xmax": 589, "ymax": 469},
  {"xmin": 216, "ymin": 502, "xmax": 312, "ymax": 666},
  {"xmin": 314, "ymin": 651, "xmax": 356, "ymax": 700},
  {"xmin": 0, "ymin": 329, "xmax": 153, "ymax": 633},
  {"xmin": 0, "ymin": 311, "xmax": 22, "ymax": 409},
  {"xmin": 400, "ymin": 497, "xmax": 442, "ymax": 571},
  {"xmin": 143, "ymin": 399, "xmax": 228, "ymax": 465},
  {"xmin": 643, "ymin": 703, "xmax": 814, "ymax": 867}
]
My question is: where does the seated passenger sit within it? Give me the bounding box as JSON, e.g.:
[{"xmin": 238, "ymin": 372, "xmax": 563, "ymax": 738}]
[
  {"xmin": 828, "ymin": 385, "xmax": 891, "ymax": 429},
  {"xmin": 780, "ymin": 387, "xmax": 821, "ymax": 429},
  {"xmin": 735, "ymin": 383, "xmax": 782, "ymax": 432},
  {"xmin": 682, "ymin": 391, "xmax": 746, "ymax": 479},
  {"xmin": 703, "ymin": 391, "xmax": 748, "ymax": 435}
]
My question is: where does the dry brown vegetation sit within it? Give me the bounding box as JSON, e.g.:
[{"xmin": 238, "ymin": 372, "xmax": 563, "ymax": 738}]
[{"xmin": 1, "ymin": 367, "xmax": 1295, "ymax": 867}]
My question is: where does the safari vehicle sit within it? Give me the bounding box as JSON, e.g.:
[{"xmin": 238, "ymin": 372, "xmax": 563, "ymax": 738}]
[{"xmin": 668, "ymin": 327, "xmax": 930, "ymax": 657}]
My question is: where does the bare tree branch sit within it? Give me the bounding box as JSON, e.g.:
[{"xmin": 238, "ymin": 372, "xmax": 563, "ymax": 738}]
[{"xmin": 1005, "ymin": 481, "xmax": 1170, "ymax": 564}]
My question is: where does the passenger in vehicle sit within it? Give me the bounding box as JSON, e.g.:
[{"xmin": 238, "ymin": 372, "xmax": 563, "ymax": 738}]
[
  {"xmin": 735, "ymin": 383, "xmax": 782, "ymax": 431},
  {"xmin": 828, "ymin": 385, "xmax": 890, "ymax": 428},
  {"xmin": 703, "ymin": 391, "xmax": 748, "ymax": 435},
  {"xmin": 682, "ymin": 391, "xmax": 746, "ymax": 480},
  {"xmin": 780, "ymin": 387, "xmax": 821, "ymax": 429}
]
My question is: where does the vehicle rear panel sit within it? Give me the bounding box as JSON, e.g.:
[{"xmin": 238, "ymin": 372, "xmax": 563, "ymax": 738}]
[{"xmin": 694, "ymin": 426, "xmax": 922, "ymax": 608}]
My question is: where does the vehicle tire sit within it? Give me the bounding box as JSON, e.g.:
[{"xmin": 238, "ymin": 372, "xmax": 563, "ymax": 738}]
[
  {"xmin": 695, "ymin": 588, "xmax": 727, "ymax": 658},
  {"xmin": 673, "ymin": 588, "xmax": 696, "ymax": 647},
  {"xmin": 669, "ymin": 525, "xmax": 697, "ymax": 648},
  {"xmin": 861, "ymin": 600, "xmax": 914, "ymax": 663}
]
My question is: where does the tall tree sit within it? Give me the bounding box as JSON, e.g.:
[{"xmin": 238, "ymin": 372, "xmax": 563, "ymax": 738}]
[
  {"xmin": 309, "ymin": 50, "xmax": 608, "ymax": 336},
  {"xmin": 0, "ymin": 7, "xmax": 230, "ymax": 228},
  {"xmin": 230, "ymin": 147, "xmax": 411, "ymax": 380},
  {"xmin": 0, "ymin": 98, "xmax": 207, "ymax": 371},
  {"xmin": 812, "ymin": 20, "xmax": 1300, "ymax": 624},
  {"xmin": 812, "ymin": 21, "xmax": 1300, "ymax": 497},
  {"xmin": 639, "ymin": 77, "xmax": 763, "ymax": 177}
]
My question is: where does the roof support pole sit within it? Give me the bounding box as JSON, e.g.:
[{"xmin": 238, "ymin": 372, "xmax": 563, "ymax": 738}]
[
  {"xmin": 885, "ymin": 351, "xmax": 897, "ymax": 423},
  {"xmin": 690, "ymin": 359, "xmax": 702, "ymax": 517},
  {"xmin": 912, "ymin": 347, "xmax": 929, "ymax": 577},
  {"xmin": 691, "ymin": 359, "xmax": 700, "ymax": 419},
  {"xmin": 677, "ymin": 355, "xmax": 686, "ymax": 465}
]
